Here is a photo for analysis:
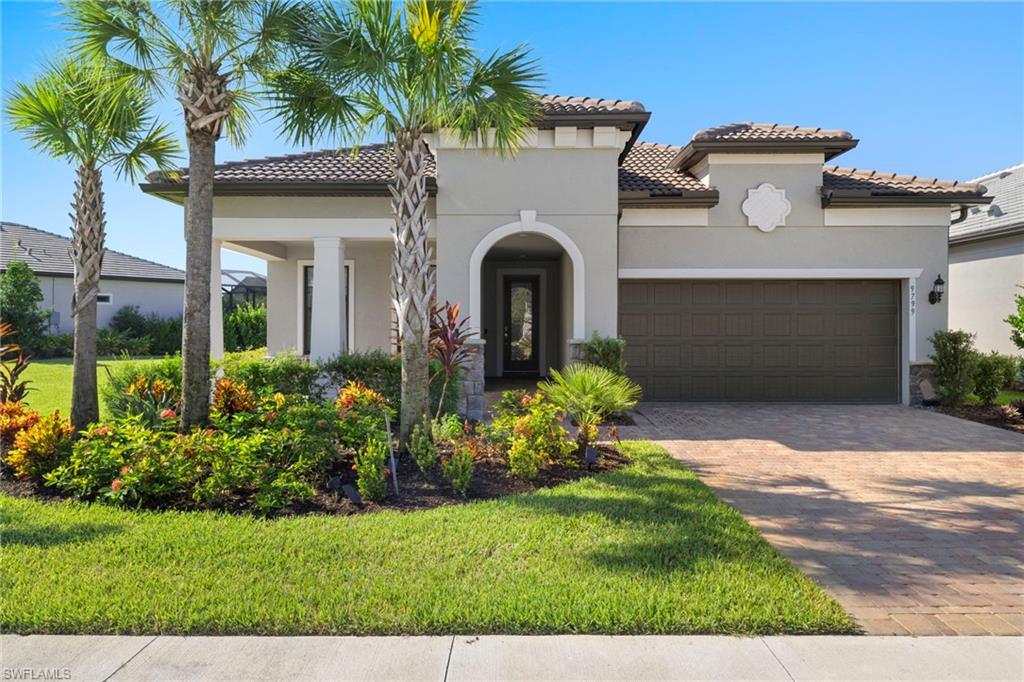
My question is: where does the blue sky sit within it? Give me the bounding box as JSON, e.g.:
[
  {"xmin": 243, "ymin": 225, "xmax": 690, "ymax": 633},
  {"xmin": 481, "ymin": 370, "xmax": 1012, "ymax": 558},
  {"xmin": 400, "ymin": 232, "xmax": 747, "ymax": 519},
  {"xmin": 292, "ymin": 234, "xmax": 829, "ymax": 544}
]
[{"xmin": 3, "ymin": 1, "xmax": 1022, "ymax": 275}]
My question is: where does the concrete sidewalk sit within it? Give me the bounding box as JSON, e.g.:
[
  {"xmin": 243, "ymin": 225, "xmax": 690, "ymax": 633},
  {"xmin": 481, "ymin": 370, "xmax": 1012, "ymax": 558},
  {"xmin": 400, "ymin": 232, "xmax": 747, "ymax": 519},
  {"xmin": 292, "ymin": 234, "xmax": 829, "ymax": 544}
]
[{"xmin": 2, "ymin": 635, "xmax": 1022, "ymax": 681}]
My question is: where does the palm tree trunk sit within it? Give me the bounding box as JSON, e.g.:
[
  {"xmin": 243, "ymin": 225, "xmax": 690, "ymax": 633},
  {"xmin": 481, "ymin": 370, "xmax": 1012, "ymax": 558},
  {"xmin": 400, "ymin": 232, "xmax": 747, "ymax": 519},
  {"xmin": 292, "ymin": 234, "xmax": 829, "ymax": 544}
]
[
  {"xmin": 391, "ymin": 130, "xmax": 435, "ymax": 444},
  {"xmin": 69, "ymin": 163, "xmax": 105, "ymax": 431},
  {"xmin": 180, "ymin": 131, "xmax": 216, "ymax": 430}
]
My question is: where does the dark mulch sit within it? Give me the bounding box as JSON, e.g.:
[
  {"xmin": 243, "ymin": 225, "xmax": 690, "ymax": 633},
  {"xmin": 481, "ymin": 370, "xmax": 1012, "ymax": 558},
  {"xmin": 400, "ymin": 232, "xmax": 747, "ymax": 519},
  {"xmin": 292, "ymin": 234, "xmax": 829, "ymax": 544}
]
[
  {"xmin": 0, "ymin": 444, "xmax": 630, "ymax": 517},
  {"xmin": 286, "ymin": 443, "xmax": 629, "ymax": 516},
  {"xmin": 937, "ymin": 404, "xmax": 1024, "ymax": 435}
]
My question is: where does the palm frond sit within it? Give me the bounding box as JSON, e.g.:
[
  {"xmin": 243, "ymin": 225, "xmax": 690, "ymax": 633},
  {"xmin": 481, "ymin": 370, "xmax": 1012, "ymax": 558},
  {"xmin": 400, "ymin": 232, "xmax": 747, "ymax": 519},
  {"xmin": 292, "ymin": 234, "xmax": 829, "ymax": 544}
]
[
  {"xmin": 107, "ymin": 121, "xmax": 182, "ymax": 181},
  {"xmin": 264, "ymin": 65, "xmax": 363, "ymax": 146}
]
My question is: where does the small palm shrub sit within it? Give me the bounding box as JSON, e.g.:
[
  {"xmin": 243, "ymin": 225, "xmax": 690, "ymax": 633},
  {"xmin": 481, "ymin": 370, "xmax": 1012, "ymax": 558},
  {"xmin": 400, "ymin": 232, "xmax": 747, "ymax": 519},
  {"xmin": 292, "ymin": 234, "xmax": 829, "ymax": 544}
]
[
  {"xmin": 579, "ymin": 332, "xmax": 627, "ymax": 375},
  {"xmin": 409, "ymin": 418, "xmax": 437, "ymax": 472},
  {"xmin": 928, "ymin": 330, "xmax": 978, "ymax": 406},
  {"xmin": 354, "ymin": 435, "xmax": 390, "ymax": 502},
  {"xmin": 974, "ymin": 353, "xmax": 1004, "ymax": 405},
  {"xmin": 540, "ymin": 364, "xmax": 641, "ymax": 449},
  {"xmin": 5, "ymin": 412, "xmax": 74, "ymax": 481},
  {"xmin": 441, "ymin": 437, "xmax": 475, "ymax": 496}
]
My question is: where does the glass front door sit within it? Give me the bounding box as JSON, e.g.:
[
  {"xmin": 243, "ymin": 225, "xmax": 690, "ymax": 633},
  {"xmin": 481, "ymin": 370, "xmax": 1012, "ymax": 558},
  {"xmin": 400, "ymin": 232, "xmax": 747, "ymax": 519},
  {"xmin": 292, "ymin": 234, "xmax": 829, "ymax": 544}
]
[{"xmin": 502, "ymin": 275, "xmax": 540, "ymax": 375}]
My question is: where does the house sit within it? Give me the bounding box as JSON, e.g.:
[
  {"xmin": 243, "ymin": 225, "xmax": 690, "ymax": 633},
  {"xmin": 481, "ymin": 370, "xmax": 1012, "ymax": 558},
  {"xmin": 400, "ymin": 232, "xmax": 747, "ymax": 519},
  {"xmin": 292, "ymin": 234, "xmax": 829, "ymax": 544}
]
[
  {"xmin": 141, "ymin": 95, "xmax": 990, "ymax": 417},
  {"xmin": 0, "ymin": 222, "xmax": 185, "ymax": 333},
  {"xmin": 948, "ymin": 164, "xmax": 1024, "ymax": 355}
]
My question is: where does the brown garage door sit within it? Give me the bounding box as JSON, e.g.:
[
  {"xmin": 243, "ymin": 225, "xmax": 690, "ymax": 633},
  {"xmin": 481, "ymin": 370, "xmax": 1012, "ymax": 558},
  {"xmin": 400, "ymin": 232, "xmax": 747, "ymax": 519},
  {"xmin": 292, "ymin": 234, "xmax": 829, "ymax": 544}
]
[{"xmin": 619, "ymin": 280, "xmax": 899, "ymax": 402}]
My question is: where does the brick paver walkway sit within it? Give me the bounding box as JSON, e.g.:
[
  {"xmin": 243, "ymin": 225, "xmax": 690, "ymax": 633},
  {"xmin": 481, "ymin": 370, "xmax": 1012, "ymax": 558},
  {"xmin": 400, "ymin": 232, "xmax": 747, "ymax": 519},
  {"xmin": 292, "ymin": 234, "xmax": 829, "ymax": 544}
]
[{"xmin": 621, "ymin": 404, "xmax": 1024, "ymax": 636}]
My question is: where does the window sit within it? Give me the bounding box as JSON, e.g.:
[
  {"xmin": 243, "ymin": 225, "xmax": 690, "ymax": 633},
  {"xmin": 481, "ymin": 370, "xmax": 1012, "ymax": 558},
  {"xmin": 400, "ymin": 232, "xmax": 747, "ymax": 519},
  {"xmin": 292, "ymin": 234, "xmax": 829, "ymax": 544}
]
[
  {"xmin": 300, "ymin": 262, "xmax": 353, "ymax": 355},
  {"xmin": 96, "ymin": 293, "xmax": 112, "ymax": 305}
]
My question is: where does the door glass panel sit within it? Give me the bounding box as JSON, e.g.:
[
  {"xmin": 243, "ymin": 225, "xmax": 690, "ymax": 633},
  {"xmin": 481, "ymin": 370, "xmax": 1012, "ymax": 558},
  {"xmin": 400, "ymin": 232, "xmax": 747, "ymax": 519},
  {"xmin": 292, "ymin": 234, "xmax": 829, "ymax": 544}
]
[
  {"xmin": 302, "ymin": 264, "xmax": 350, "ymax": 356},
  {"xmin": 509, "ymin": 284, "xmax": 534, "ymax": 361}
]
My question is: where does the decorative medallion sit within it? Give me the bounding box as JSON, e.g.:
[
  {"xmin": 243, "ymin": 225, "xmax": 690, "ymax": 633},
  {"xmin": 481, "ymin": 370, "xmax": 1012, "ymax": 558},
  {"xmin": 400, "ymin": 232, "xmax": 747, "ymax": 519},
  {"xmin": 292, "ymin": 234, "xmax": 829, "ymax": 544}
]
[{"xmin": 741, "ymin": 183, "xmax": 791, "ymax": 233}]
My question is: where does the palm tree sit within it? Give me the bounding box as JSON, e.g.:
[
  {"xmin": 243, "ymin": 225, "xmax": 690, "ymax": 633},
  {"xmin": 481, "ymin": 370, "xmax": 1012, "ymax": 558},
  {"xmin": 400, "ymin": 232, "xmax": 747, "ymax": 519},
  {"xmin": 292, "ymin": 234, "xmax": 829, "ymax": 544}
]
[
  {"xmin": 66, "ymin": 0, "xmax": 297, "ymax": 429},
  {"xmin": 6, "ymin": 57, "xmax": 178, "ymax": 430},
  {"xmin": 269, "ymin": 0, "xmax": 542, "ymax": 441}
]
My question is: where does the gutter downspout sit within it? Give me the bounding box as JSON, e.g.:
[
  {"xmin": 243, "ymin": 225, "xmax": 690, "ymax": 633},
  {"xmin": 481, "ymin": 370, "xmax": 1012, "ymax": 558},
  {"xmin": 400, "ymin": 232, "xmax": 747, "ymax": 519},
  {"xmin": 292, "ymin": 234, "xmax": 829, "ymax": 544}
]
[{"xmin": 950, "ymin": 205, "xmax": 969, "ymax": 225}]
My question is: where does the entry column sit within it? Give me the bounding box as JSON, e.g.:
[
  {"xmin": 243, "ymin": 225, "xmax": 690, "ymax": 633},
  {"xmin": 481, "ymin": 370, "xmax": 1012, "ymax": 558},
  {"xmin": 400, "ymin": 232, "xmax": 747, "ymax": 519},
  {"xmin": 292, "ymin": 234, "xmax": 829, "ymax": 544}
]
[{"xmin": 310, "ymin": 236, "xmax": 347, "ymax": 362}]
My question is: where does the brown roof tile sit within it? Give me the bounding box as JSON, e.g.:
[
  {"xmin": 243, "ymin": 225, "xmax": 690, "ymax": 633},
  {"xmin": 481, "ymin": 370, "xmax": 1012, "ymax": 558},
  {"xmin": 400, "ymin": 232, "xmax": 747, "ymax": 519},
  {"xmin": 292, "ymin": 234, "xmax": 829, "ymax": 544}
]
[
  {"xmin": 539, "ymin": 94, "xmax": 646, "ymax": 115},
  {"xmin": 693, "ymin": 122, "xmax": 854, "ymax": 142},
  {"xmin": 619, "ymin": 142, "xmax": 707, "ymax": 196},
  {"xmin": 822, "ymin": 166, "xmax": 988, "ymax": 198}
]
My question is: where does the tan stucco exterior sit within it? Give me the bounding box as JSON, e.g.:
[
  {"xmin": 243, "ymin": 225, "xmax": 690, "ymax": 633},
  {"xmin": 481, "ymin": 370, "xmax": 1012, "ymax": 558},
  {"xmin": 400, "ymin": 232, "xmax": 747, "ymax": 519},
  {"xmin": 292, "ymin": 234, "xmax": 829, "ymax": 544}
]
[{"xmin": 949, "ymin": 234, "xmax": 1024, "ymax": 355}]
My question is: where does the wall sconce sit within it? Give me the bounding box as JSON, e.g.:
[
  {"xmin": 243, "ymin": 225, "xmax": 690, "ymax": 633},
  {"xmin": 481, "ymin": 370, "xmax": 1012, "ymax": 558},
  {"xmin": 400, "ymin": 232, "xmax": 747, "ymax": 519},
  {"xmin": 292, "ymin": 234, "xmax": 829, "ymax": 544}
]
[{"xmin": 928, "ymin": 274, "xmax": 945, "ymax": 304}]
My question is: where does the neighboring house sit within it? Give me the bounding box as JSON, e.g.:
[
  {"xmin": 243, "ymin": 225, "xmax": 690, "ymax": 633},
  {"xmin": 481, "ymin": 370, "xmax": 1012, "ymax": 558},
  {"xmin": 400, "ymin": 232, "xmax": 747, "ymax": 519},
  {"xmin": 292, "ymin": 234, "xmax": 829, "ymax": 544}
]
[
  {"xmin": 222, "ymin": 269, "xmax": 267, "ymax": 311},
  {"xmin": 948, "ymin": 164, "xmax": 1024, "ymax": 355},
  {"xmin": 141, "ymin": 95, "xmax": 990, "ymax": 416},
  {"xmin": 0, "ymin": 222, "xmax": 185, "ymax": 333}
]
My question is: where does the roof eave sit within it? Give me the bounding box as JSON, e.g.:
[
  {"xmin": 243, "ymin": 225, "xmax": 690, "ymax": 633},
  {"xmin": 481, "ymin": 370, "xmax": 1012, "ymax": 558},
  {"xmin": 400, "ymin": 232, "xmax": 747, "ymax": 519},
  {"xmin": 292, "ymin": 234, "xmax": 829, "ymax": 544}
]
[
  {"xmin": 949, "ymin": 223, "xmax": 1024, "ymax": 246},
  {"xmin": 820, "ymin": 190, "xmax": 993, "ymax": 208},
  {"xmin": 141, "ymin": 179, "xmax": 438, "ymax": 198},
  {"xmin": 618, "ymin": 190, "xmax": 720, "ymax": 209},
  {"xmin": 669, "ymin": 139, "xmax": 859, "ymax": 171},
  {"xmin": 538, "ymin": 111, "xmax": 650, "ymax": 164}
]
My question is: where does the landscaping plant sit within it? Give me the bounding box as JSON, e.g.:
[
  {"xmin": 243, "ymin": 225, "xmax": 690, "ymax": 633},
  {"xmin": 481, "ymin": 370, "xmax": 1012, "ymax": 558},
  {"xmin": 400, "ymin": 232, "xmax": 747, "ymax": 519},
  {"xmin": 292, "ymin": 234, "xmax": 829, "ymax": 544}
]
[
  {"xmin": 354, "ymin": 435, "xmax": 390, "ymax": 502},
  {"xmin": 429, "ymin": 301, "xmax": 473, "ymax": 418},
  {"xmin": 219, "ymin": 351, "xmax": 320, "ymax": 399},
  {"xmin": 103, "ymin": 355, "xmax": 183, "ymax": 418},
  {"xmin": 0, "ymin": 401, "xmax": 41, "ymax": 450},
  {"xmin": 224, "ymin": 301, "xmax": 267, "ymax": 352},
  {"xmin": 5, "ymin": 412, "xmax": 74, "ymax": 481},
  {"xmin": 441, "ymin": 438, "xmax": 475, "ymax": 496},
  {"xmin": 268, "ymin": 0, "xmax": 542, "ymax": 443},
  {"xmin": 119, "ymin": 374, "xmax": 180, "ymax": 428},
  {"xmin": 0, "ymin": 262, "xmax": 49, "ymax": 353},
  {"xmin": 431, "ymin": 413, "xmax": 465, "ymax": 445},
  {"xmin": 540, "ymin": 364, "xmax": 641, "ymax": 451},
  {"xmin": 928, "ymin": 330, "xmax": 979, "ymax": 406},
  {"xmin": 0, "ymin": 323, "xmax": 33, "ymax": 403},
  {"xmin": 1006, "ymin": 286, "xmax": 1024, "ymax": 351},
  {"xmin": 336, "ymin": 381, "xmax": 394, "ymax": 451},
  {"xmin": 579, "ymin": 332, "xmax": 628, "ymax": 375},
  {"xmin": 974, "ymin": 353, "xmax": 1004, "ymax": 405},
  {"xmin": 409, "ymin": 418, "xmax": 437, "ymax": 473},
  {"xmin": 505, "ymin": 392, "xmax": 574, "ymax": 479},
  {"xmin": 7, "ymin": 56, "xmax": 178, "ymax": 431}
]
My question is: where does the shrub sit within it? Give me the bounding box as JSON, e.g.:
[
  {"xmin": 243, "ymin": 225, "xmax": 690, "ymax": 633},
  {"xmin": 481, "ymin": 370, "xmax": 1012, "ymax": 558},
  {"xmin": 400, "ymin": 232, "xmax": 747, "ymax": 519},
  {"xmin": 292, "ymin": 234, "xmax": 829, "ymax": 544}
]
[
  {"xmin": 431, "ymin": 413, "xmax": 464, "ymax": 444},
  {"xmin": 5, "ymin": 412, "xmax": 74, "ymax": 481},
  {"xmin": 110, "ymin": 305, "xmax": 148, "ymax": 337},
  {"xmin": 986, "ymin": 353, "xmax": 1022, "ymax": 390},
  {"xmin": 143, "ymin": 315, "xmax": 182, "ymax": 356},
  {"xmin": 1, "ymin": 322, "xmax": 33, "ymax": 403},
  {"xmin": 119, "ymin": 373, "xmax": 179, "ymax": 427},
  {"xmin": 482, "ymin": 389, "xmax": 531, "ymax": 444},
  {"xmin": 429, "ymin": 301, "xmax": 473, "ymax": 418},
  {"xmin": 211, "ymin": 378, "xmax": 256, "ymax": 417},
  {"xmin": 108, "ymin": 306, "xmax": 181, "ymax": 356},
  {"xmin": 354, "ymin": 435, "xmax": 390, "ymax": 502},
  {"xmin": 34, "ymin": 333, "xmax": 74, "ymax": 359},
  {"xmin": 319, "ymin": 351, "xmax": 460, "ymax": 416},
  {"xmin": 1006, "ymin": 286, "xmax": 1024, "ymax": 351},
  {"xmin": 336, "ymin": 381, "xmax": 393, "ymax": 451},
  {"xmin": 0, "ymin": 261, "xmax": 48, "ymax": 353},
  {"xmin": 98, "ymin": 329, "xmax": 151, "ymax": 357},
  {"xmin": 540, "ymin": 364, "xmax": 641, "ymax": 448},
  {"xmin": 441, "ymin": 438, "xmax": 474, "ymax": 496},
  {"xmin": 0, "ymin": 401, "xmax": 40, "ymax": 450},
  {"xmin": 928, "ymin": 330, "xmax": 978, "ymax": 406},
  {"xmin": 224, "ymin": 301, "xmax": 267, "ymax": 352},
  {"xmin": 505, "ymin": 392, "xmax": 574, "ymax": 479},
  {"xmin": 219, "ymin": 351, "xmax": 319, "ymax": 398},
  {"xmin": 102, "ymin": 355, "xmax": 182, "ymax": 418},
  {"xmin": 579, "ymin": 332, "xmax": 627, "ymax": 375},
  {"xmin": 409, "ymin": 418, "xmax": 437, "ymax": 472},
  {"xmin": 974, "ymin": 353, "xmax": 1004, "ymax": 405}
]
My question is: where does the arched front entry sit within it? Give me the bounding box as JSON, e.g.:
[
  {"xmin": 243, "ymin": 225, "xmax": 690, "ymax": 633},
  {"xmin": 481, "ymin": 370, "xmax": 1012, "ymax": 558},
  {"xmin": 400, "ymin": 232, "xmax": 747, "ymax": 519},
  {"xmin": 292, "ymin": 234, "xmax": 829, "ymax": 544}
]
[{"xmin": 469, "ymin": 212, "xmax": 585, "ymax": 338}]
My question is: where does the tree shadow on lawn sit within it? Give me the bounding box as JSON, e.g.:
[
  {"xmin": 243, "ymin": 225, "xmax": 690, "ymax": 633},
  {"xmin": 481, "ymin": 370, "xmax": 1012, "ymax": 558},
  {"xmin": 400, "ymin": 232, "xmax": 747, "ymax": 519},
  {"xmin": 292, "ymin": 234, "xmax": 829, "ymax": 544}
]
[{"xmin": 1, "ymin": 507, "xmax": 121, "ymax": 548}]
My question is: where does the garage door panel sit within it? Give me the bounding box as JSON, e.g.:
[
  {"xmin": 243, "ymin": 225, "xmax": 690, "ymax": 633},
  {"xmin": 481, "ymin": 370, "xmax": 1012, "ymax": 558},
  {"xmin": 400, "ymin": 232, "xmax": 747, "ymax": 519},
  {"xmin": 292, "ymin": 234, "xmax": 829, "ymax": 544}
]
[{"xmin": 620, "ymin": 279, "xmax": 898, "ymax": 403}]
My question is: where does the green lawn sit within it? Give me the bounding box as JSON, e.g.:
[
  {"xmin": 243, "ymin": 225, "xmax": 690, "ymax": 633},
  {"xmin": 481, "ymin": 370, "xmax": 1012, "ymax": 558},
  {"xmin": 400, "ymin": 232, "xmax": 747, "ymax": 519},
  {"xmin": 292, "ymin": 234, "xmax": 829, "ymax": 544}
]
[
  {"xmin": 20, "ymin": 356, "xmax": 159, "ymax": 418},
  {"xmin": 0, "ymin": 441, "xmax": 854, "ymax": 635},
  {"xmin": 996, "ymin": 389, "xmax": 1024, "ymax": 405}
]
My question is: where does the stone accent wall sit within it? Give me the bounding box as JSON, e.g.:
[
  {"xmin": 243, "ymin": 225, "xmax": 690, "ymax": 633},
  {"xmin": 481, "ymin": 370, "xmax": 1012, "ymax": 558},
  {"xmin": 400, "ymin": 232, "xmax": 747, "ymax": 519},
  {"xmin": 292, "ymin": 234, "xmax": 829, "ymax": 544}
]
[
  {"xmin": 458, "ymin": 339, "xmax": 486, "ymax": 421},
  {"xmin": 567, "ymin": 339, "xmax": 585, "ymax": 363},
  {"xmin": 909, "ymin": 363, "xmax": 935, "ymax": 406}
]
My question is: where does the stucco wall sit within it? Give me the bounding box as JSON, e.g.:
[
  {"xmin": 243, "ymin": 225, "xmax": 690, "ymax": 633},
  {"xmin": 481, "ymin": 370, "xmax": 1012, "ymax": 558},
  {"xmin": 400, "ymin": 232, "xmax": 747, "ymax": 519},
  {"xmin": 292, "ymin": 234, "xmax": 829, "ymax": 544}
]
[
  {"xmin": 265, "ymin": 241, "xmax": 393, "ymax": 355},
  {"xmin": 434, "ymin": 146, "xmax": 620, "ymax": 342},
  {"xmin": 949, "ymin": 234, "xmax": 1024, "ymax": 355},
  {"xmin": 40, "ymin": 276, "xmax": 183, "ymax": 334}
]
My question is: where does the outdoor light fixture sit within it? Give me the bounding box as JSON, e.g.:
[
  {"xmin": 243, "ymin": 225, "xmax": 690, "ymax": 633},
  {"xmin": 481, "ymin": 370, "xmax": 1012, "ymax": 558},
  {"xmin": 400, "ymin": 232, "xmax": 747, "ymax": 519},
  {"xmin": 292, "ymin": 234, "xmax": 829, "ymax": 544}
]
[{"xmin": 928, "ymin": 275, "xmax": 945, "ymax": 304}]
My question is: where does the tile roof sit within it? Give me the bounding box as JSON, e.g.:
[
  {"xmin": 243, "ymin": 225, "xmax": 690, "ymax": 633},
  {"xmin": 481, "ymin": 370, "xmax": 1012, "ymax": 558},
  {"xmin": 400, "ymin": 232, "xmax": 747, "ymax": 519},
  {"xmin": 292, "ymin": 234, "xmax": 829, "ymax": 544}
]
[
  {"xmin": 949, "ymin": 164, "xmax": 1024, "ymax": 242},
  {"xmin": 693, "ymin": 122, "xmax": 854, "ymax": 143},
  {"xmin": 538, "ymin": 95, "xmax": 646, "ymax": 115},
  {"xmin": 822, "ymin": 166, "xmax": 989, "ymax": 198},
  {"xmin": 0, "ymin": 222, "xmax": 185, "ymax": 282},
  {"xmin": 618, "ymin": 142, "xmax": 708, "ymax": 196}
]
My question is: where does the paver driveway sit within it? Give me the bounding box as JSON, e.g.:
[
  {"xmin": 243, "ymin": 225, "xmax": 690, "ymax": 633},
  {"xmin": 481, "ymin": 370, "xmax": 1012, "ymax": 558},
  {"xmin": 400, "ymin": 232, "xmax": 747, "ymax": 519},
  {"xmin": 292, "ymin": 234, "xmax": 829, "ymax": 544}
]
[{"xmin": 621, "ymin": 404, "xmax": 1024, "ymax": 636}]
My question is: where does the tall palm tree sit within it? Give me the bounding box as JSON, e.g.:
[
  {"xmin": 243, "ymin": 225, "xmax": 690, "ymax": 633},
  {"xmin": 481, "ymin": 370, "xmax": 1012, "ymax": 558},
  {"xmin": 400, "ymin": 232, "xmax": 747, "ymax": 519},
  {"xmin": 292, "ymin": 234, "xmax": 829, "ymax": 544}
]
[
  {"xmin": 6, "ymin": 57, "xmax": 178, "ymax": 430},
  {"xmin": 269, "ymin": 0, "xmax": 542, "ymax": 441},
  {"xmin": 66, "ymin": 0, "xmax": 297, "ymax": 429}
]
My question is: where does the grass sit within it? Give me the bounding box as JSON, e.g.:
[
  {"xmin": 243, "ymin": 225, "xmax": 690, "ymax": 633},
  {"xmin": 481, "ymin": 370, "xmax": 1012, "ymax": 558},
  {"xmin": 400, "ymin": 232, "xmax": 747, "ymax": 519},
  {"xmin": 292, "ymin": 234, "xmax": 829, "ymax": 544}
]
[
  {"xmin": 20, "ymin": 356, "xmax": 160, "ymax": 418},
  {"xmin": 996, "ymin": 389, "xmax": 1024, "ymax": 405},
  {"xmin": 0, "ymin": 441, "xmax": 855, "ymax": 635}
]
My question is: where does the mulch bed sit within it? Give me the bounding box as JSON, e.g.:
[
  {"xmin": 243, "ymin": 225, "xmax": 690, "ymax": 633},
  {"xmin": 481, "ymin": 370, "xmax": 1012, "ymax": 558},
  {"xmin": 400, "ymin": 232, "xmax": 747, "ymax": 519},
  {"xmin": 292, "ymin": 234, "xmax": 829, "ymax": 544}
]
[
  {"xmin": 937, "ymin": 404, "xmax": 1024, "ymax": 435},
  {"xmin": 0, "ymin": 444, "xmax": 630, "ymax": 517}
]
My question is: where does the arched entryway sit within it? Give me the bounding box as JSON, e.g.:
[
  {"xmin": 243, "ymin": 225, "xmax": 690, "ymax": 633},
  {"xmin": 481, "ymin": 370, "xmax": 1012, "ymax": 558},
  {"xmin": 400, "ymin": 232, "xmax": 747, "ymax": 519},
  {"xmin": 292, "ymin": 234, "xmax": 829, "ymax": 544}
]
[{"xmin": 469, "ymin": 215, "xmax": 585, "ymax": 378}]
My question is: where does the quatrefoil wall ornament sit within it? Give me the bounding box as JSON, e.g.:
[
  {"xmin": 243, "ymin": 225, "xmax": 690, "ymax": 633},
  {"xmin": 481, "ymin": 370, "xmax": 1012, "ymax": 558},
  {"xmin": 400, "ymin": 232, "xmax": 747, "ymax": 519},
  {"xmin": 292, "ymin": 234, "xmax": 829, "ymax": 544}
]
[{"xmin": 741, "ymin": 183, "xmax": 792, "ymax": 233}]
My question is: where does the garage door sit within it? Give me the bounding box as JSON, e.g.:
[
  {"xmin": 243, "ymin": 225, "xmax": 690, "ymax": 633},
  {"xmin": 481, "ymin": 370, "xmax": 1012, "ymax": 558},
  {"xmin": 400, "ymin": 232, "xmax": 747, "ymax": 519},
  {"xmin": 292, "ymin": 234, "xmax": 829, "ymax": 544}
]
[{"xmin": 619, "ymin": 280, "xmax": 899, "ymax": 402}]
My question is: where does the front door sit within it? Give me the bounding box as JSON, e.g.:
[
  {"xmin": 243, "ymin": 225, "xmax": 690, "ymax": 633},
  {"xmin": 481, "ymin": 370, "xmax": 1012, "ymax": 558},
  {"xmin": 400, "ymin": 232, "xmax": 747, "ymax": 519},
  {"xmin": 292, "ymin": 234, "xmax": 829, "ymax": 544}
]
[{"xmin": 503, "ymin": 275, "xmax": 540, "ymax": 375}]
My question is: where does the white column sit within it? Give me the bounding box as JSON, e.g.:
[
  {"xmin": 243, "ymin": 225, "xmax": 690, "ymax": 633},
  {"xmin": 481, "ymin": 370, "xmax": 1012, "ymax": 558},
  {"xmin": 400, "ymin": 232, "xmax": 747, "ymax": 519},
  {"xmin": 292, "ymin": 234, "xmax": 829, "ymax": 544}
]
[
  {"xmin": 310, "ymin": 236, "xmax": 347, "ymax": 362},
  {"xmin": 210, "ymin": 238, "xmax": 224, "ymax": 360}
]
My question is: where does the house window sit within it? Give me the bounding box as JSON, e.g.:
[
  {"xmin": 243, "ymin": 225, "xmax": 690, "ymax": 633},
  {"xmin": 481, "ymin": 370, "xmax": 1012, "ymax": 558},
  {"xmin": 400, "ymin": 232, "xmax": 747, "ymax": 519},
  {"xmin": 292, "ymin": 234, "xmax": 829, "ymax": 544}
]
[
  {"xmin": 96, "ymin": 293, "xmax": 112, "ymax": 305},
  {"xmin": 301, "ymin": 264, "xmax": 352, "ymax": 355}
]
